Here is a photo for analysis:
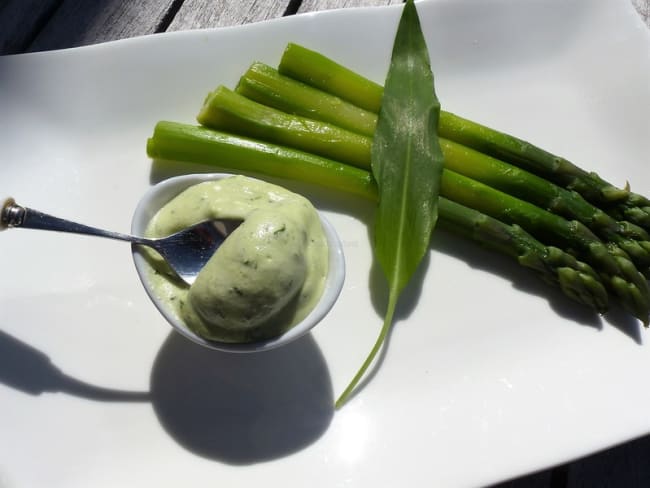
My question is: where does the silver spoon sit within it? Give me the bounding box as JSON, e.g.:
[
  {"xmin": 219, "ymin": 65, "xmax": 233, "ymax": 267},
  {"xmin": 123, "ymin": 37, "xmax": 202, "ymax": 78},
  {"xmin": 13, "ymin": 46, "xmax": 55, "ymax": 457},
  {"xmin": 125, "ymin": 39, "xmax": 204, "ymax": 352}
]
[{"xmin": 1, "ymin": 198, "xmax": 240, "ymax": 285}]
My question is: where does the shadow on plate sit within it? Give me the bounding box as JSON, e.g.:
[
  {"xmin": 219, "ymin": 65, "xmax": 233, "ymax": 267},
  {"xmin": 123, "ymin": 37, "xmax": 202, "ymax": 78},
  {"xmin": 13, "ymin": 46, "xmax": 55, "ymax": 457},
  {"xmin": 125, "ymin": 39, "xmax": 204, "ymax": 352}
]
[
  {"xmin": 0, "ymin": 329, "xmax": 150, "ymax": 401},
  {"xmin": 1, "ymin": 325, "xmax": 334, "ymax": 465},
  {"xmin": 149, "ymin": 331, "xmax": 334, "ymax": 465},
  {"xmin": 432, "ymin": 229, "xmax": 643, "ymax": 344}
]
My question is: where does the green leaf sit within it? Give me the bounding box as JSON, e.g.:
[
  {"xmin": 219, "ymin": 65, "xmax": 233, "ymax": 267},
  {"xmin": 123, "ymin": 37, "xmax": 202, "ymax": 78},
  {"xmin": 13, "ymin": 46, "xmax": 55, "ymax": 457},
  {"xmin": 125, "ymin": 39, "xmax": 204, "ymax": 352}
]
[{"xmin": 335, "ymin": 0, "xmax": 444, "ymax": 408}]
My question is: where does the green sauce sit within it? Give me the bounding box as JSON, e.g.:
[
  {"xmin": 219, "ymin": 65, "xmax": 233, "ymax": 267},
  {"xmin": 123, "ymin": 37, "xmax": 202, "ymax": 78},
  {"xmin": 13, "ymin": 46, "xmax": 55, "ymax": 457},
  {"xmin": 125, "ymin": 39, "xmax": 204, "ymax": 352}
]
[{"xmin": 145, "ymin": 176, "xmax": 329, "ymax": 343}]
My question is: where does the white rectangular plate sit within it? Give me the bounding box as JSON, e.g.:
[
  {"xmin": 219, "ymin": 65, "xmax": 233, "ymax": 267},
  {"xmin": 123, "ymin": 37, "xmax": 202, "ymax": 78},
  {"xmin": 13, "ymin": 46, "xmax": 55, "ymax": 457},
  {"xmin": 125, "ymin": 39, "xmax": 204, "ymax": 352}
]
[{"xmin": 1, "ymin": 1, "xmax": 649, "ymax": 486}]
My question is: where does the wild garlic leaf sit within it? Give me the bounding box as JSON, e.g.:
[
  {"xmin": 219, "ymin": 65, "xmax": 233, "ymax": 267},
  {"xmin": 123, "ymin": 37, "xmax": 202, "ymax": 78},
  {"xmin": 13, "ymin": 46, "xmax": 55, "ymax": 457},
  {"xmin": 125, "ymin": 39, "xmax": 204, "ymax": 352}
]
[{"xmin": 336, "ymin": 0, "xmax": 444, "ymax": 408}]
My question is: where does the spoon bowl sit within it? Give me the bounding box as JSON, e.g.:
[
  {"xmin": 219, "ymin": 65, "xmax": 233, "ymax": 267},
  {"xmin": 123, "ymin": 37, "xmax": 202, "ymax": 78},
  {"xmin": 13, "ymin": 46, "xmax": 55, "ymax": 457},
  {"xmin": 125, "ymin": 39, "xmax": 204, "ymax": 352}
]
[{"xmin": 132, "ymin": 173, "xmax": 346, "ymax": 353}]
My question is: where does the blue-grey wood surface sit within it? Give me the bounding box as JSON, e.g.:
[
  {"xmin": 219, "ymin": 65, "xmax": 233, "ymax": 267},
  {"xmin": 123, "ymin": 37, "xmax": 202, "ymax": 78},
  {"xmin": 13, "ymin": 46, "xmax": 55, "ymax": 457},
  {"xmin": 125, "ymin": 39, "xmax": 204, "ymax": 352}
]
[{"xmin": 1, "ymin": 0, "xmax": 649, "ymax": 486}]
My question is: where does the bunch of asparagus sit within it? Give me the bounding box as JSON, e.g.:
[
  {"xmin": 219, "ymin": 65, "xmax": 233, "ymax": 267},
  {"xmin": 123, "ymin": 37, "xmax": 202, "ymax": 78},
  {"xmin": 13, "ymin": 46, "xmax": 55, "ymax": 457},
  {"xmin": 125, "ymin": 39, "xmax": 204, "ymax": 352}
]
[{"xmin": 147, "ymin": 43, "xmax": 650, "ymax": 324}]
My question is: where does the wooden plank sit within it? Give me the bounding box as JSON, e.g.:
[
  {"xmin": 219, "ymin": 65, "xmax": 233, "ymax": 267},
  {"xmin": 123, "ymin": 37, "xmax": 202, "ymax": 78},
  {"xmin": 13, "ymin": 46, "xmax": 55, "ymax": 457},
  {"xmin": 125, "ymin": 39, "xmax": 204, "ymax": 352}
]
[
  {"xmin": 297, "ymin": 0, "xmax": 403, "ymax": 13},
  {"xmin": 0, "ymin": 0, "xmax": 60, "ymax": 55},
  {"xmin": 28, "ymin": 0, "xmax": 177, "ymax": 52},
  {"xmin": 166, "ymin": 0, "xmax": 292, "ymax": 31}
]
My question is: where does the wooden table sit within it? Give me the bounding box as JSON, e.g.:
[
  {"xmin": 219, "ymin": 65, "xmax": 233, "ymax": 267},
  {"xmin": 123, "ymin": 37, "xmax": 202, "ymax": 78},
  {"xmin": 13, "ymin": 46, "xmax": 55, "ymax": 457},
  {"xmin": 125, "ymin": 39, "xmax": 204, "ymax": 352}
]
[{"xmin": 1, "ymin": 1, "xmax": 649, "ymax": 486}]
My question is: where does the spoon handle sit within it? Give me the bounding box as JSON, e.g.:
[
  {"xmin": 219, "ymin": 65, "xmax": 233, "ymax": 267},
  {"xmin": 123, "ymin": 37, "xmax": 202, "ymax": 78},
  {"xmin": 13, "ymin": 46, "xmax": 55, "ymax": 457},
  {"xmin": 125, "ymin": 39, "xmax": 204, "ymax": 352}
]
[{"xmin": 1, "ymin": 198, "xmax": 149, "ymax": 245}]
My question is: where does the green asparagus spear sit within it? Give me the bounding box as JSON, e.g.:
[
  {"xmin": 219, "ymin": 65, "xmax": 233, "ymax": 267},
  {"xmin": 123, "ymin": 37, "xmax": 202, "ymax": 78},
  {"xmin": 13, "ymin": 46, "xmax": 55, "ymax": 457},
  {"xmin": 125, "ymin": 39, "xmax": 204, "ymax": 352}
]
[
  {"xmin": 437, "ymin": 111, "xmax": 650, "ymax": 230},
  {"xmin": 279, "ymin": 43, "xmax": 382, "ymax": 113},
  {"xmin": 439, "ymin": 198, "xmax": 608, "ymax": 313},
  {"xmin": 278, "ymin": 43, "xmax": 650, "ymax": 231},
  {"xmin": 200, "ymin": 82, "xmax": 650, "ymax": 273},
  {"xmin": 236, "ymin": 62, "xmax": 377, "ymax": 137},
  {"xmin": 439, "ymin": 140, "xmax": 650, "ymax": 272},
  {"xmin": 146, "ymin": 121, "xmax": 377, "ymax": 199},
  {"xmin": 197, "ymin": 85, "xmax": 371, "ymax": 169},
  {"xmin": 146, "ymin": 121, "xmax": 609, "ymax": 313},
  {"xmin": 440, "ymin": 170, "xmax": 649, "ymax": 323}
]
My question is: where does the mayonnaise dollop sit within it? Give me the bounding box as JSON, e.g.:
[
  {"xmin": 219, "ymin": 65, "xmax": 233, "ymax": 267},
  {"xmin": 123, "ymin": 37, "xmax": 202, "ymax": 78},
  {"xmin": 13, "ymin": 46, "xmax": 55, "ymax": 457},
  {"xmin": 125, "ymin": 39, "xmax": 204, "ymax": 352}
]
[{"xmin": 145, "ymin": 176, "xmax": 328, "ymax": 343}]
